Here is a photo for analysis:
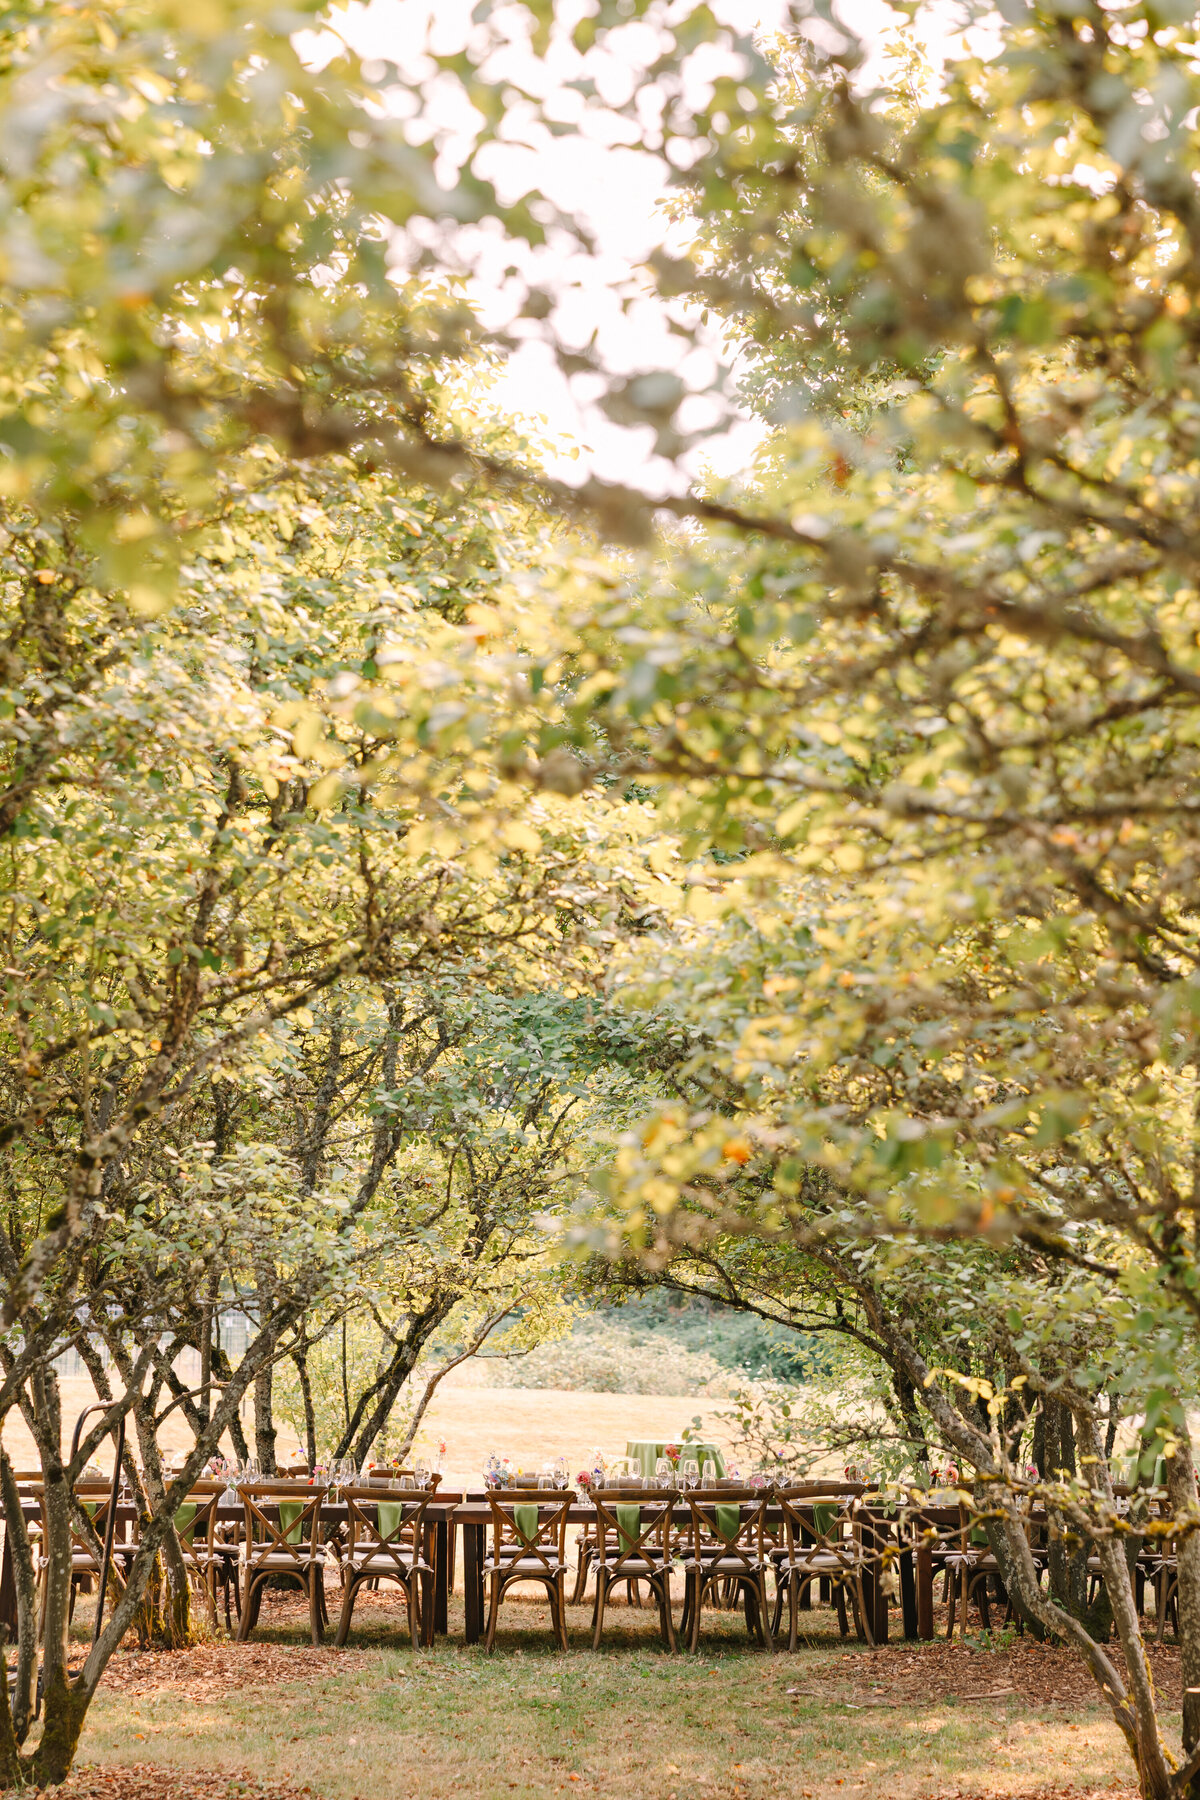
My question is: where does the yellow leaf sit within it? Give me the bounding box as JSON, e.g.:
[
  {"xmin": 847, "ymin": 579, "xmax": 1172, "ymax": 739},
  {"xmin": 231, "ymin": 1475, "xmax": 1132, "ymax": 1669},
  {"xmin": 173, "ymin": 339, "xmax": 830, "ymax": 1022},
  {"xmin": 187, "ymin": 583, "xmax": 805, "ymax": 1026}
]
[
  {"xmin": 832, "ymin": 844, "xmax": 864, "ymax": 873},
  {"xmin": 308, "ymin": 774, "xmax": 341, "ymax": 811},
  {"xmin": 292, "ymin": 711, "xmax": 326, "ymax": 760},
  {"xmin": 501, "ymin": 820, "xmax": 542, "ymax": 855}
]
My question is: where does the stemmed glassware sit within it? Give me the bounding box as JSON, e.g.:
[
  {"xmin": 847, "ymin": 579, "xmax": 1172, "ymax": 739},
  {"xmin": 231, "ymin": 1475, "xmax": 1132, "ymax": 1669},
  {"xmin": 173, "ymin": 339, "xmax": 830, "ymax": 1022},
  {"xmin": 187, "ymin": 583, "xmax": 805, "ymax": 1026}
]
[
  {"xmin": 413, "ymin": 1455, "xmax": 429, "ymax": 1490},
  {"xmin": 702, "ymin": 1459, "xmax": 718, "ymax": 1487},
  {"xmin": 654, "ymin": 1456, "xmax": 673, "ymax": 1489}
]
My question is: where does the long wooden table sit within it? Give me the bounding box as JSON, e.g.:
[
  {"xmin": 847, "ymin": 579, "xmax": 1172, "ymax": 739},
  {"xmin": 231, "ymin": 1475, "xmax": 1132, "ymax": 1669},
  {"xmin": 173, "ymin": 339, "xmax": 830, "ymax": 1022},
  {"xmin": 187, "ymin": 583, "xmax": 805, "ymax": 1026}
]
[
  {"xmin": 435, "ymin": 1497, "xmax": 909, "ymax": 1647},
  {"xmin": 0, "ymin": 1490, "xmax": 945, "ymax": 1649}
]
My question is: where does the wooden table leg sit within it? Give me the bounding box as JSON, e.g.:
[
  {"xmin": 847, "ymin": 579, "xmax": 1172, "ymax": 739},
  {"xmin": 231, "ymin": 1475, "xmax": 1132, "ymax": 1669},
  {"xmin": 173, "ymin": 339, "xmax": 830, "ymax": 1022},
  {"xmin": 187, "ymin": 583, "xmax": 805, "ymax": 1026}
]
[
  {"xmin": 900, "ymin": 1548, "xmax": 917, "ymax": 1640},
  {"xmin": 860, "ymin": 1515, "xmax": 888, "ymax": 1644},
  {"xmin": 916, "ymin": 1544, "xmax": 934, "ymax": 1640},
  {"xmin": 420, "ymin": 1521, "xmax": 436, "ymax": 1646},
  {"xmin": 874, "ymin": 1574, "xmax": 889, "ymax": 1644},
  {"xmin": 434, "ymin": 1517, "xmax": 449, "ymax": 1635},
  {"xmin": 462, "ymin": 1522, "xmax": 485, "ymax": 1645}
]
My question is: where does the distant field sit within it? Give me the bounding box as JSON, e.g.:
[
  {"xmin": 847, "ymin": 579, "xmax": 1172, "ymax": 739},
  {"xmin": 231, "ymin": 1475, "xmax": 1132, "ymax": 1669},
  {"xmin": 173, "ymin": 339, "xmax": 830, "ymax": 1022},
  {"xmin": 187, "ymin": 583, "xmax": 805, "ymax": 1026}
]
[
  {"xmin": 412, "ymin": 1386, "xmax": 736, "ymax": 1485},
  {"xmin": 2, "ymin": 1375, "xmax": 734, "ymax": 1483}
]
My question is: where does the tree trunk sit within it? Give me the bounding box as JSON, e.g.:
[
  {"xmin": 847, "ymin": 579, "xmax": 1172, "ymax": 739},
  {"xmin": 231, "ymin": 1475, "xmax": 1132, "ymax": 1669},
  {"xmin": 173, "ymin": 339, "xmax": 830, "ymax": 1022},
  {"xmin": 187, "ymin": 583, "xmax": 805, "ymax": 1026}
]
[
  {"xmin": 1167, "ymin": 1437, "xmax": 1200, "ymax": 1796},
  {"xmin": 254, "ymin": 1357, "xmax": 277, "ymax": 1474},
  {"xmin": 292, "ymin": 1346, "xmax": 317, "ymax": 1471},
  {"xmin": 0, "ymin": 1454, "xmax": 37, "ymax": 1741},
  {"xmin": 131, "ymin": 1395, "xmax": 191, "ymax": 1649}
]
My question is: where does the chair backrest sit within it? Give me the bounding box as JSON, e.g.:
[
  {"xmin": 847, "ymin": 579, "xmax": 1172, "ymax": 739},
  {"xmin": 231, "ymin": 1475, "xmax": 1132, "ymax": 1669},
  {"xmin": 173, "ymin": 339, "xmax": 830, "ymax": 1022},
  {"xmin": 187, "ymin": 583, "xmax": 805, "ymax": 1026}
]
[
  {"xmin": 685, "ymin": 1487, "xmax": 767, "ymax": 1568},
  {"xmin": 173, "ymin": 1489, "xmax": 223, "ymax": 1553},
  {"xmin": 591, "ymin": 1487, "xmax": 677, "ymax": 1565},
  {"xmin": 776, "ymin": 1490, "xmax": 857, "ymax": 1561},
  {"xmin": 239, "ymin": 1483, "xmax": 326, "ymax": 1571},
  {"xmin": 487, "ymin": 1490, "xmax": 575, "ymax": 1577},
  {"xmin": 342, "ymin": 1485, "xmax": 431, "ymax": 1574}
]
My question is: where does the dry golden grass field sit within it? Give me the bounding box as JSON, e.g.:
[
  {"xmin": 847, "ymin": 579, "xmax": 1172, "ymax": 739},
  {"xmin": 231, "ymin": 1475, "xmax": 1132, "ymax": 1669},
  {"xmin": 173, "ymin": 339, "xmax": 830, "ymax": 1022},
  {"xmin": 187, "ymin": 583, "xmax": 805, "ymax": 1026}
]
[{"xmin": 7, "ymin": 1377, "xmax": 734, "ymax": 1484}]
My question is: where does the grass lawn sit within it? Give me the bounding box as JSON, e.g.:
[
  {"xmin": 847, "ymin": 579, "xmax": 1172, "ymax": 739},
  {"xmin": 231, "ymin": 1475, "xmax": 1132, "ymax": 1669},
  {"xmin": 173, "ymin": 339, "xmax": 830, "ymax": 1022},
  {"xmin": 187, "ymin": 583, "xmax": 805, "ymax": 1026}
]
[{"xmin": 63, "ymin": 1585, "xmax": 1150, "ymax": 1800}]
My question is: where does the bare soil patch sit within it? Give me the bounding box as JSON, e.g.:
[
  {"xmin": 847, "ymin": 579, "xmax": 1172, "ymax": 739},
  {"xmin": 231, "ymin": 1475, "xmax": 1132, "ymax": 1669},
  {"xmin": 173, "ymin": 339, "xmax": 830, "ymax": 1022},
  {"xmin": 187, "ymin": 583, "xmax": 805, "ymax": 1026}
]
[
  {"xmin": 924, "ymin": 1789, "xmax": 1135, "ymax": 1800},
  {"xmin": 38, "ymin": 1768, "xmax": 315, "ymax": 1800},
  {"xmin": 827, "ymin": 1640, "xmax": 1182, "ymax": 1715},
  {"xmin": 101, "ymin": 1640, "xmax": 369, "ymax": 1704}
]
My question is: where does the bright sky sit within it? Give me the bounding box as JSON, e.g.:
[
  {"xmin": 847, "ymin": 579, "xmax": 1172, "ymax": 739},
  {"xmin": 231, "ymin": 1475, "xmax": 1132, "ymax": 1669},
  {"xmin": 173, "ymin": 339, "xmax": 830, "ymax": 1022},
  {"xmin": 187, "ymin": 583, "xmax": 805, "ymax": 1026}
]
[{"xmin": 311, "ymin": 0, "xmax": 992, "ymax": 493}]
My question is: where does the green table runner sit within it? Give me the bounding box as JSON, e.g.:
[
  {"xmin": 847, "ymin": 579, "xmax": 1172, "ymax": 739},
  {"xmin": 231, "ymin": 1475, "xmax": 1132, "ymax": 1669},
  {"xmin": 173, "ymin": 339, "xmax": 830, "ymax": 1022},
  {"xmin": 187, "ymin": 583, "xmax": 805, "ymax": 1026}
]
[
  {"xmin": 278, "ymin": 1498, "xmax": 303, "ymax": 1545},
  {"xmin": 625, "ymin": 1439, "xmax": 725, "ymax": 1479},
  {"xmin": 173, "ymin": 1501, "xmax": 198, "ymax": 1539},
  {"xmin": 812, "ymin": 1501, "xmax": 839, "ymax": 1540},
  {"xmin": 615, "ymin": 1505, "xmax": 641, "ymax": 1554},
  {"xmin": 377, "ymin": 1500, "xmax": 403, "ymax": 1541},
  {"xmin": 513, "ymin": 1503, "xmax": 539, "ymax": 1545},
  {"xmin": 714, "ymin": 1503, "xmax": 741, "ymax": 1542}
]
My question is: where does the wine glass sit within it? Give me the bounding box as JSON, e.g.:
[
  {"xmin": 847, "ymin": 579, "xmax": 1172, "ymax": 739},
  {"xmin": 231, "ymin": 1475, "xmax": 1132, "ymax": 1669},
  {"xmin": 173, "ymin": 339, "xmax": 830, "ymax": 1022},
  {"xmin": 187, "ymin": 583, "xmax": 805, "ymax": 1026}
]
[
  {"xmin": 538, "ymin": 1472, "xmax": 555, "ymax": 1490},
  {"xmin": 554, "ymin": 1455, "xmax": 569, "ymax": 1486},
  {"xmin": 679, "ymin": 1456, "xmax": 700, "ymax": 1490},
  {"xmin": 654, "ymin": 1456, "xmax": 672, "ymax": 1489},
  {"xmin": 702, "ymin": 1459, "xmax": 718, "ymax": 1487},
  {"xmin": 413, "ymin": 1455, "xmax": 429, "ymax": 1490}
]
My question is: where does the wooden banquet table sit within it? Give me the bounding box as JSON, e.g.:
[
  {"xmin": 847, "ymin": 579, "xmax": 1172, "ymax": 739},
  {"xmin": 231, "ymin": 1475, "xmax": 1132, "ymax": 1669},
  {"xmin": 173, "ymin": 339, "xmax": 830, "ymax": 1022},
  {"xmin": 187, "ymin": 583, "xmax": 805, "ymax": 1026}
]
[
  {"xmin": 438, "ymin": 1495, "xmax": 912, "ymax": 1646},
  {"xmin": 0, "ymin": 1489, "xmax": 968, "ymax": 1649}
]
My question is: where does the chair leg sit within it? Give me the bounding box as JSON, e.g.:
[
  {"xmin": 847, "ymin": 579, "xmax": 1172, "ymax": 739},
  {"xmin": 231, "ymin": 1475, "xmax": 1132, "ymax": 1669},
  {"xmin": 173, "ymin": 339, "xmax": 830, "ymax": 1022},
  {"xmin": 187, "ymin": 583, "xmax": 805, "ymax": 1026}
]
[
  {"xmin": 655, "ymin": 1572, "xmax": 676, "ymax": 1653},
  {"xmin": 833, "ymin": 1583, "xmax": 849, "ymax": 1638},
  {"xmin": 570, "ymin": 1541, "xmax": 592, "ymax": 1604},
  {"xmin": 308, "ymin": 1571, "xmax": 324, "ymax": 1646},
  {"xmin": 553, "ymin": 1575, "xmax": 569, "ymax": 1652},
  {"xmin": 408, "ymin": 1575, "xmax": 420, "ymax": 1649},
  {"xmin": 335, "ymin": 1576, "xmax": 357, "ymax": 1648},
  {"xmin": 485, "ymin": 1574, "xmax": 501, "ymax": 1654},
  {"xmin": 689, "ymin": 1573, "xmax": 705, "ymax": 1653},
  {"xmin": 771, "ymin": 1574, "xmax": 784, "ymax": 1638},
  {"xmin": 592, "ymin": 1569, "xmax": 608, "ymax": 1651},
  {"xmin": 853, "ymin": 1577, "xmax": 875, "ymax": 1649},
  {"xmin": 789, "ymin": 1576, "xmax": 800, "ymax": 1654},
  {"xmin": 237, "ymin": 1575, "xmax": 257, "ymax": 1642}
]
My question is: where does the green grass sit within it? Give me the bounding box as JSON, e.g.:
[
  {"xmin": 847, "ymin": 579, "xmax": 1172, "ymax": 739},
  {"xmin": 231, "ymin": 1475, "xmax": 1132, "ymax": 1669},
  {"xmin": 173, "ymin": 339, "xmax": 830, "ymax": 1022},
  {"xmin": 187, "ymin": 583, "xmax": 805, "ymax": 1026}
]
[{"xmin": 69, "ymin": 1592, "xmax": 1144, "ymax": 1800}]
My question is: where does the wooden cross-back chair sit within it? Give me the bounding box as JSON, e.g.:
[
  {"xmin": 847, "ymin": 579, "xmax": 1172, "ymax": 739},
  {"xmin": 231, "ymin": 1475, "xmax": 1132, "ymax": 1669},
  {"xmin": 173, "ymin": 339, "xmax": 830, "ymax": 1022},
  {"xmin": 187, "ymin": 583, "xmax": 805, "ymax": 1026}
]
[
  {"xmin": 940, "ymin": 1503, "xmax": 1002, "ymax": 1640},
  {"xmin": 237, "ymin": 1483, "xmax": 327, "ymax": 1645},
  {"xmin": 484, "ymin": 1490, "xmax": 575, "ymax": 1653},
  {"xmin": 54, "ymin": 1481, "xmax": 126, "ymax": 1624},
  {"xmin": 774, "ymin": 1490, "xmax": 873, "ymax": 1650},
  {"xmin": 588, "ymin": 1486, "xmax": 677, "ymax": 1651},
  {"xmin": 168, "ymin": 1488, "xmax": 228, "ymax": 1627},
  {"xmin": 680, "ymin": 1487, "xmax": 773, "ymax": 1652},
  {"xmin": 335, "ymin": 1485, "xmax": 432, "ymax": 1647}
]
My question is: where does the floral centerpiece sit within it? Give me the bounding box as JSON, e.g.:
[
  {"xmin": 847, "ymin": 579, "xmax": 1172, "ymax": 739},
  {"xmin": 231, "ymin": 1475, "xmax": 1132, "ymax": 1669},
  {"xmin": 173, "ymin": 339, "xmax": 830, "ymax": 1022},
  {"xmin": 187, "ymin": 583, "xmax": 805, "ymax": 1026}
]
[{"xmin": 483, "ymin": 1455, "xmax": 542, "ymax": 1488}]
